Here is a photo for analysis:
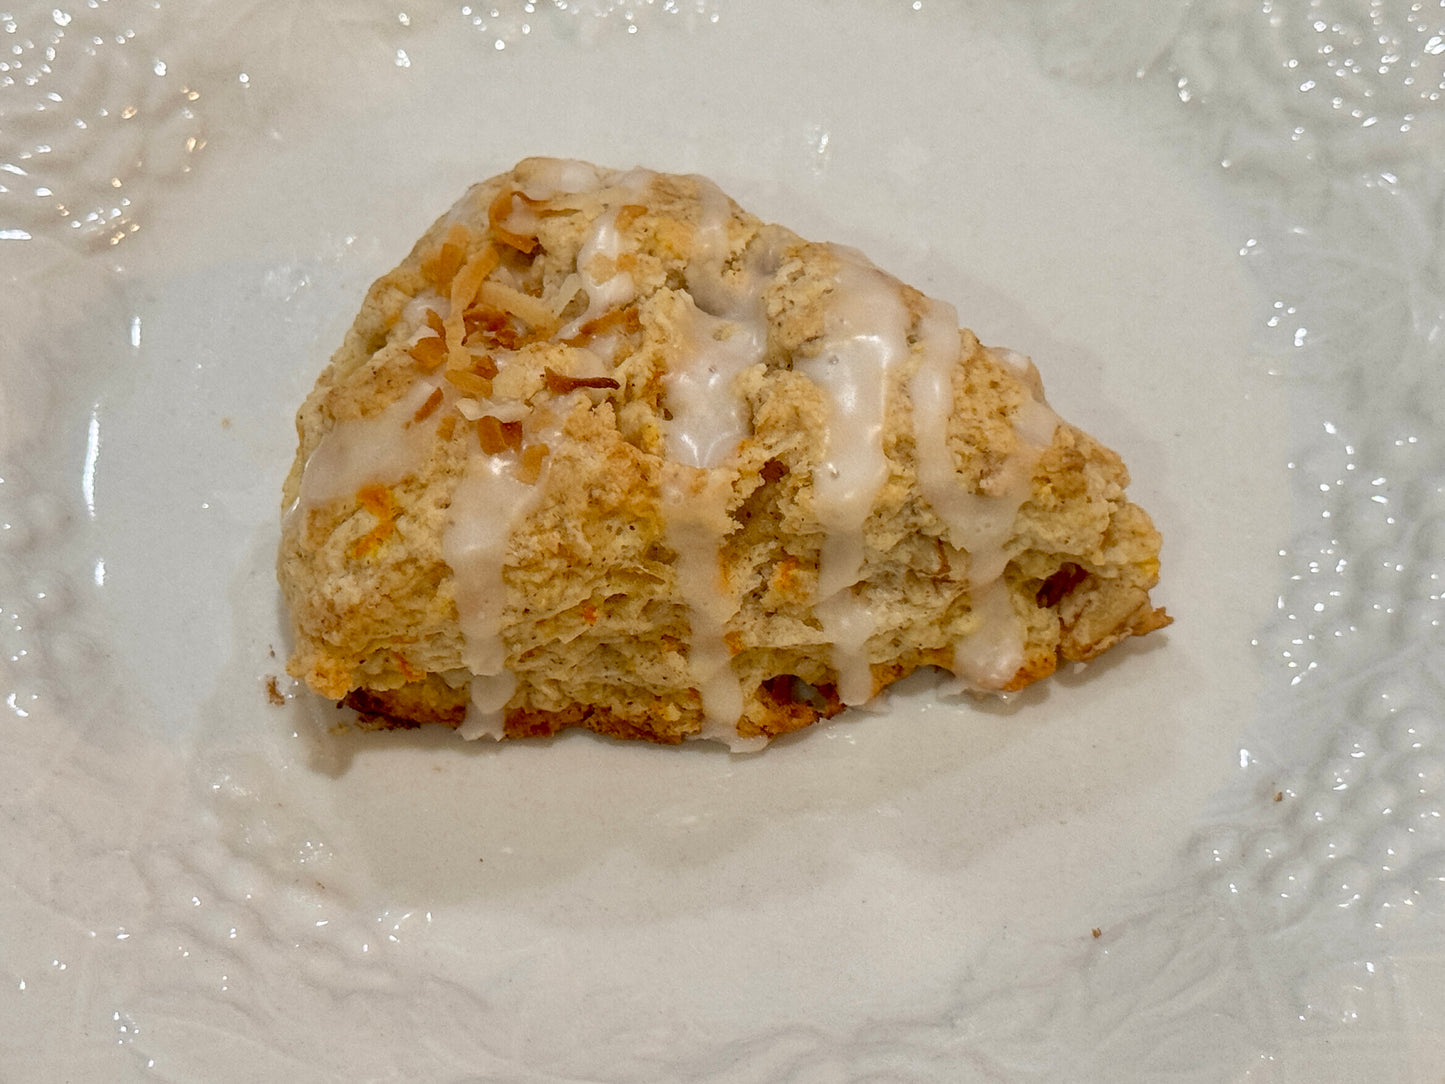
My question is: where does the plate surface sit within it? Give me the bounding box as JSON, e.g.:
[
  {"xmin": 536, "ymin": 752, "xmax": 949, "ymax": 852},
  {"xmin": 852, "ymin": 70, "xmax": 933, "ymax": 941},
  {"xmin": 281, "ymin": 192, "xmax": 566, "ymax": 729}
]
[{"xmin": 2, "ymin": 1, "xmax": 1444, "ymax": 1079}]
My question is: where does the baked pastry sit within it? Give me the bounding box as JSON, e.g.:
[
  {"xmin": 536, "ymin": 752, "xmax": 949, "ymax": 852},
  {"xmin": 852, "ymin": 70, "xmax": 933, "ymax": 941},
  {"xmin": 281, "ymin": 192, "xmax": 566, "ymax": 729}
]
[{"xmin": 278, "ymin": 158, "xmax": 1169, "ymax": 750}]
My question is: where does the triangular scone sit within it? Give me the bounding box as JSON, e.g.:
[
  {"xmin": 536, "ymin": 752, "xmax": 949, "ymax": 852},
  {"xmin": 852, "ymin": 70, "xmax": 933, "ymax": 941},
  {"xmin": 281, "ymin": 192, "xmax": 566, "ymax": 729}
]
[{"xmin": 279, "ymin": 158, "xmax": 1170, "ymax": 750}]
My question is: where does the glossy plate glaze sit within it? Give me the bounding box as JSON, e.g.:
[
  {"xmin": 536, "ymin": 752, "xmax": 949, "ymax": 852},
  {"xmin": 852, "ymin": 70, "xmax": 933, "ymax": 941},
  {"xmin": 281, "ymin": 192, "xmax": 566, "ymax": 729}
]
[{"xmin": 2, "ymin": 1, "xmax": 1443, "ymax": 1079}]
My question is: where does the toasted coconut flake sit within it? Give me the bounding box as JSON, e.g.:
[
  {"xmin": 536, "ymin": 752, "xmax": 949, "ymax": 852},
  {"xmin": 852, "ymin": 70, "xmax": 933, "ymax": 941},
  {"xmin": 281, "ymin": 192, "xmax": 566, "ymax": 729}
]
[
  {"xmin": 481, "ymin": 399, "xmax": 528, "ymax": 423},
  {"xmin": 518, "ymin": 442, "xmax": 550, "ymax": 484},
  {"xmin": 421, "ymin": 224, "xmax": 472, "ymax": 289},
  {"xmin": 477, "ymin": 280, "xmax": 559, "ymax": 336},
  {"xmin": 407, "ymin": 335, "xmax": 447, "ymax": 372},
  {"xmin": 477, "ymin": 415, "xmax": 524, "ymax": 455},
  {"xmin": 488, "ymin": 189, "xmax": 540, "ymax": 254},
  {"xmin": 542, "ymin": 366, "xmax": 620, "ymax": 394},
  {"xmin": 424, "ymin": 308, "xmax": 446, "ymax": 337},
  {"xmin": 476, "ymin": 415, "xmax": 507, "ymax": 455},
  {"xmin": 446, "ymin": 347, "xmax": 498, "ymax": 378},
  {"xmin": 461, "ymin": 307, "xmax": 523, "ymax": 351},
  {"xmin": 412, "ymin": 386, "xmax": 444, "ymax": 423},
  {"xmin": 444, "ymin": 369, "xmax": 494, "ymax": 398},
  {"xmin": 561, "ymin": 305, "xmax": 642, "ymax": 346},
  {"xmin": 512, "ymin": 189, "xmax": 561, "ymax": 211},
  {"xmin": 449, "ymin": 244, "xmax": 500, "ymax": 315},
  {"xmin": 445, "ymin": 244, "xmax": 501, "ymax": 371},
  {"xmin": 549, "ymin": 273, "xmax": 585, "ymax": 317}
]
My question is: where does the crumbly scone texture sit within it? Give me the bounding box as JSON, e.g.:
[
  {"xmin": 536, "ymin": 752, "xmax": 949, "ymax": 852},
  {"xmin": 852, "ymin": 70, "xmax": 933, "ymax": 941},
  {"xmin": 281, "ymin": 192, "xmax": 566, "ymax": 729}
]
[{"xmin": 278, "ymin": 158, "xmax": 1170, "ymax": 745}]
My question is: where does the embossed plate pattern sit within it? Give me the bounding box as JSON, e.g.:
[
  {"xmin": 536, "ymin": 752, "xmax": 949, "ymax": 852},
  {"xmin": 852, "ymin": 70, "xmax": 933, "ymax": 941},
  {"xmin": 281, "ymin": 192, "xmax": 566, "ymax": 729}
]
[{"xmin": 2, "ymin": 1, "xmax": 1444, "ymax": 1080}]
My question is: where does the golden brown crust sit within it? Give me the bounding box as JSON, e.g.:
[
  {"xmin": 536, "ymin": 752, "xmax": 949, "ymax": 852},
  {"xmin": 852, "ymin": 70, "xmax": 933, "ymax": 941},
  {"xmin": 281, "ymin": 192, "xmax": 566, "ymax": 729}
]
[{"xmin": 344, "ymin": 675, "xmax": 469, "ymax": 729}]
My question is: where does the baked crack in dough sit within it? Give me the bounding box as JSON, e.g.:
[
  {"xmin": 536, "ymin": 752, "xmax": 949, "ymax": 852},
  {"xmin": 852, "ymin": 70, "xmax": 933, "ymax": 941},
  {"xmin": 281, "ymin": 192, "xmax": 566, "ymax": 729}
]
[{"xmin": 279, "ymin": 158, "xmax": 1170, "ymax": 750}]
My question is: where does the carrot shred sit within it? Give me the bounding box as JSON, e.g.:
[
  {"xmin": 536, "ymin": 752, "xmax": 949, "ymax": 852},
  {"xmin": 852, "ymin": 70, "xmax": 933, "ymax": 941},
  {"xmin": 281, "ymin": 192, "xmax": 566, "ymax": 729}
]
[
  {"xmin": 357, "ymin": 483, "xmax": 393, "ymax": 516},
  {"xmin": 392, "ymin": 651, "xmax": 425, "ymax": 683},
  {"xmin": 348, "ymin": 484, "xmax": 399, "ymax": 560},
  {"xmin": 771, "ymin": 556, "xmax": 802, "ymax": 596}
]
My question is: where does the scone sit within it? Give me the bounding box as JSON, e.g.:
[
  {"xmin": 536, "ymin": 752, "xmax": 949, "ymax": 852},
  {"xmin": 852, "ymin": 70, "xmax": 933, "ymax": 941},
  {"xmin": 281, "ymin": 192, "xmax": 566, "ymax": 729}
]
[{"xmin": 278, "ymin": 158, "xmax": 1170, "ymax": 750}]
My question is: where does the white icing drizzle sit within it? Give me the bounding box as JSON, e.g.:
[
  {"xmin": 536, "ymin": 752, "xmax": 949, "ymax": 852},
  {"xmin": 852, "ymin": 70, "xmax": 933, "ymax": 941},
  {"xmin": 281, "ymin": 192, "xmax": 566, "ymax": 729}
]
[
  {"xmin": 658, "ymin": 295, "xmax": 766, "ymax": 745},
  {"xmin": 580, "ymin": 206, "xmax": 635, "ymax": 312},
  {"xmin": 952, "ymin": 578, "xmax": 1026, "ymax": 690},
  {"xmin": 991, "ymin": 346, "xmax": 1033, "ymax": 376},
  {"xmin": 441, "ymin": 452, "xmax": 545, "ymax": 740},
  {"xmin": 684, "ymin": 179, "xmax": 788, "ymax": 324},
  {"xmin": 909, "ymin": 304, "xmax": 1025, "ymax": 585},
  {"xmin": 554, "ymin": 171, "xmax": 657, "ymax": 338},
  {"xmin": 659, "ymin": 466, "xmax": 753, "ymax": 749},
  {"xmin": 801, "ymin": 256, "xmax": 909, "ymax": 591},
  {"xmin": 457, "ymin": 673, "xmax": 518, "ymax": 740},
  {"xmin": 684, "ymin": 176, "xmax": 736, "ymax": 315},
  {"xmin": 797, "ymin": 252, "xmax": 911, "ymax": 703},
  {"xmin": 517, "ymin": 158, "xmax": 606, "ymax": 199},
  {"xmin": 655, "ymin": 183, "xmax": 785, "ymax": 746},
  {"xmin": 441, "ymin": 385, "xmax": 589, "ymax": 739},
  {"xmin": 428, "ymin": 180, "xmax": 631, "ymax": 737},
  {"xmin": 557, "ymin": 206, "xmax": 637, "ymax": 340},
  {"xmin": 290, "ymin": 378, "xmax": 441, "ymax": 517},
  {"xmin": 658, "ymin": 300, "xmax": 755, "ymax": 738},
  {"xmin": 813, "ymin": 589, "xmax": 877, "ymax": 706},
  {"xmin": 400, "ymin": 289, "xmax": 446, "ymax": 337},
  {"xmin": 663, "ymin": 297, "xmax": 765, "ymax": 468},
  {"xmin": 1011, "ymin": 389, "xmax": 1062, "ymax": 447},
  {"xmin": 908, "ymin": 306, "xmax": 1061, "ymax": 687}
]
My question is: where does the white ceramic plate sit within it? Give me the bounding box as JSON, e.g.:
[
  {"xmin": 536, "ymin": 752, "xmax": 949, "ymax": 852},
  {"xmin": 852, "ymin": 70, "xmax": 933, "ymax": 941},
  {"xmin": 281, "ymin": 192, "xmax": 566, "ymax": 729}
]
[{"xmin": 3, "ymin": 1, "xmax": 1443, "ymax": 1079}]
